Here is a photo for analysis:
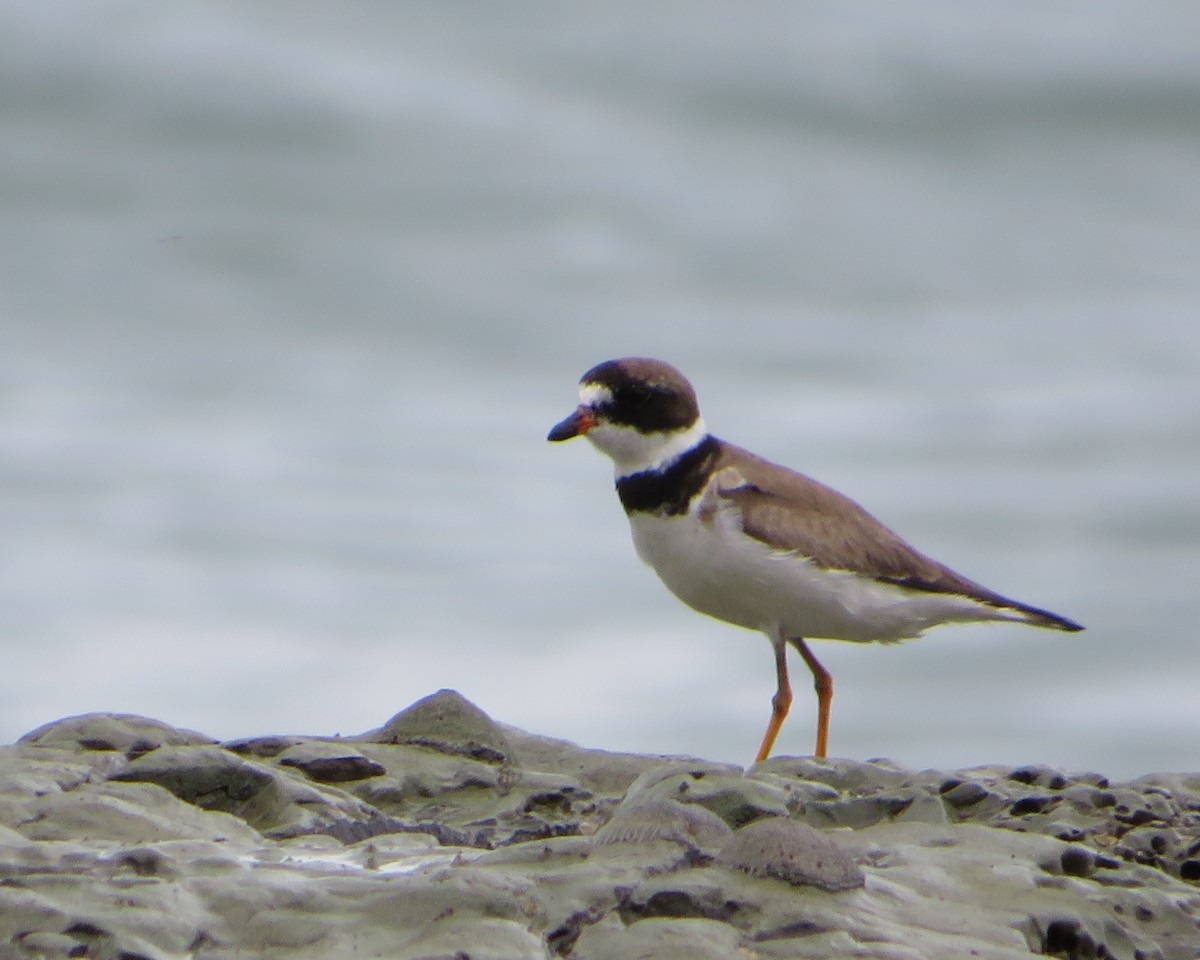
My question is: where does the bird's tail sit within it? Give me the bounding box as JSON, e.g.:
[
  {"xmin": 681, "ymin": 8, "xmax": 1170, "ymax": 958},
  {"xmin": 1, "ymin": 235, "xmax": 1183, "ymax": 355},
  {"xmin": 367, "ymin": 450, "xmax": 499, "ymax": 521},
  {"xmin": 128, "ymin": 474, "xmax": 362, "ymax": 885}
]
[{"xmin": 1003, "ymin": 600, "xmax": 1084, "ymax": 632}]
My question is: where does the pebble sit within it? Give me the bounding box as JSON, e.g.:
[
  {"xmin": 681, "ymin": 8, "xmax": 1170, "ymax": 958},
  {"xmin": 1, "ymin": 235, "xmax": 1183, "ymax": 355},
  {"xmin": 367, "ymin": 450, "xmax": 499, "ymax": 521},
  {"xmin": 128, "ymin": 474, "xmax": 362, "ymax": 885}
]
[{"xmin": 717, "ymin": 815, "xmax": 865, "ymax": 891}]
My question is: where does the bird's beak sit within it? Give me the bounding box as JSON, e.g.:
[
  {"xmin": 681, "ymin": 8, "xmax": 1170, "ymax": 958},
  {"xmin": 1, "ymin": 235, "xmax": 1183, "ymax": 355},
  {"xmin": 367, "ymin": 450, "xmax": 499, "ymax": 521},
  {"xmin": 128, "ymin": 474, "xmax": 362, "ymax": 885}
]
[{"xmin": 547, "ymin": 406, "xmax": 597, "ymax": 442}]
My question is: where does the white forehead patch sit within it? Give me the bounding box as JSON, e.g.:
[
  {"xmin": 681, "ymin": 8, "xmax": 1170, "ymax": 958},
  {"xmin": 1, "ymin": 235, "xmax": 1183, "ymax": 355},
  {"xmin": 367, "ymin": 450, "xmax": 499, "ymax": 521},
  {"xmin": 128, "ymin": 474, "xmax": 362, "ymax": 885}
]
[{"xmin": 579, "ymin": 382, "xmax": 613, "ymax": 407}]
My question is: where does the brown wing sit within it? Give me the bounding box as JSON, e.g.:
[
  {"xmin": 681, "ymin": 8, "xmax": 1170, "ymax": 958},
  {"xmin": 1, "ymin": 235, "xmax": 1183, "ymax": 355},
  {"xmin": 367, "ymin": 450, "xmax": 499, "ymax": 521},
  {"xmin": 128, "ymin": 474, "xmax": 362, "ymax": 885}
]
[{"xmin": 711, "ymin": 441, "xmax": 1080, "ymax": 630}]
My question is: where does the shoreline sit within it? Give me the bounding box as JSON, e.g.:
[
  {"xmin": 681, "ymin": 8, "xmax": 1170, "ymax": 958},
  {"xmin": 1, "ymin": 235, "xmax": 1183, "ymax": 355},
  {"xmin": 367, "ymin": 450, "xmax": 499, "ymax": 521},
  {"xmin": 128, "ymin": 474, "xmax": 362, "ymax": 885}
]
[{"xmin": 2, "ymin": 689, "xmax": 1197, "ymax": 958}]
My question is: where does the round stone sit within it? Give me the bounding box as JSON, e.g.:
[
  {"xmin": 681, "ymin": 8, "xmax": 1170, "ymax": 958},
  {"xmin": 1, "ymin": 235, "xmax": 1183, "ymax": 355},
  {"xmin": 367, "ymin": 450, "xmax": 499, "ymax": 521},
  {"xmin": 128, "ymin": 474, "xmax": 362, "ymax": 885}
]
[{"xmin": 717, "ymin": 816, "xmax": 864, "ymax": 892}]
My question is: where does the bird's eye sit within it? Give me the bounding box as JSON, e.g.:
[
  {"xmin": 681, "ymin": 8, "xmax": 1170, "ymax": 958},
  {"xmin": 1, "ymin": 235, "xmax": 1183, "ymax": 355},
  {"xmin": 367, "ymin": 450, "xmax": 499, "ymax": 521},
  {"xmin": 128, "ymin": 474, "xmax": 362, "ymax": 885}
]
[{"xmin": 622, "ymin": 384, "xmax": 655, "ymax": 409}]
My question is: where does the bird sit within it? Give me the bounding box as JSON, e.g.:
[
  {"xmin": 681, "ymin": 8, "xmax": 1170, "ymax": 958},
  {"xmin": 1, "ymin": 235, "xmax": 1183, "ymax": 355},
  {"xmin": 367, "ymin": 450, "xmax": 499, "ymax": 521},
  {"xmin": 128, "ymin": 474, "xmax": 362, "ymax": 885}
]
[{"xmin": 547, "ymin": 357, "xmax": 1083, "ymax": 762}]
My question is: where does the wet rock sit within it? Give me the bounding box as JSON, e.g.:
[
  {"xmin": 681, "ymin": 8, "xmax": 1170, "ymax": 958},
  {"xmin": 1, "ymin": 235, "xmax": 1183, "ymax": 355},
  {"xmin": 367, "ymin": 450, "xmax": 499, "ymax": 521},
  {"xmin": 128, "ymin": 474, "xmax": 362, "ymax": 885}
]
[
  {"xmin": 1132, "ymin": 772, "xmax": 1200, "ymax": 801},
  {"xmin": 494, "ymin": 725, "xmax": 669, "ymax": 796},
  {"xmin": 1009, "ymin": 794, "xmax": 1062, "ymax": 817},
  {"xmin": 280, "ymin": 753, "xmax": 387, "ymax": 784},
  {"xmin": 1113, "ymin": 824, "xmax": 1199, "ymax": 882},
  {"xmin": 0, "ymin": 888, "xmax": 70, "ymax": 942},
  {"xmin": 18, "ymin": 714, "xmax": 215, "ymax": 757},
  {"xmin": 757, "ymin": 755, "xmax": 912, "ymax": 793},
  {"xmin": 1061, "ymin": 784, "xmax": 1117, "ymax": 812},
  {"xmin": 1021, "ymin": 914, "xmax": 1142, "ymax": 960},
  {"xmin": 940, "ymin": 778, "xmax": 990, "ymax": 808},
  {"xmin": 100, "ymin": 845, "xmax": 175, "ymax": 878},
  {"xmin": 622, "ymin": 761, "xmax": 790, "ymax": 827},
  {"xmin": 109, "ymin": 745, "xmax": 288, "ymax": 828},
  {"xmin": 275, "ymin": 741, "xmax": 387, "ymax": 783},
  {"xmin": 572, "ymin": 916, "xmax": 743, "ymax": 960},
  {"xmin": 0, "ymin": 746, "xmax": 118, "ymax": 806},
  {"xmin": 623, "ymin": 760, "xmax": 745, "ymax": 799},
  {"xmin": 394, "ymin": 915, "xmax": 552, "ymax": 960},
  {"xmin": 4, "ymin": 693, "xmax": 1200, "ymax": 960},
  {"xmin": 371, "ymin": 688, "xmax": 512, "ymax": 764},
  {"xmin": 13, "ymin": 930, "xmax": 87, "ymax": 958},
  {"xmin": 717, "ymin": 816, "xmax": 865, "ymax": 892},
  {"xmin": 803, "ymin": 787, "xmax": 948, "ymax": 830},
  {"xmin": 593, "ymin": 798, "xmax": 731, "ymax": 853},
  {"xmin": 616, "ymin": 873, "xmax": 743, "ymax": 923},
  {"xmin": 1007, "ymin": 765, "xmax": 1070, "ymax": 790},
  {"xmin": 348, "ymin": 745, "xmax": 592, "ymax": 848},
  {"xmin": 1059, "ymin": 845, "xmax": 1098, "ymax": 878},
  {"xmin": 108, "ymin": 744, "xmax": 393, "ymax": 840},
  {"xmin": 223, "ymin": 734, "xmax": 304, "ymax": 758},
  {"xmin": 1048, "ymin": 844, "xmax": 1119, "ymax": 879},
  {"xmin": 763, "ymin": 773, "xmax": 841, "ymax": 807},
  {"xmin": 1110, "ymin": 787, "xmax": 1179, "ymax": 827},
  {"xmin": 14, "ymin": 779, "xmax": 262, "ymax": 844}
]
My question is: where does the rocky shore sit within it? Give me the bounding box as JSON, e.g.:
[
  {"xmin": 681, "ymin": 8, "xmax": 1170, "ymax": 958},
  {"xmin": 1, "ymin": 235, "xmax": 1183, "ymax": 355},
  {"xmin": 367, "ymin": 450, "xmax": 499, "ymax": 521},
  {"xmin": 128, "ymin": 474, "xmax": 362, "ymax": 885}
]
[{"xmin": 1, "ymin": 689, "xmax": 1197, "ymax": 959}]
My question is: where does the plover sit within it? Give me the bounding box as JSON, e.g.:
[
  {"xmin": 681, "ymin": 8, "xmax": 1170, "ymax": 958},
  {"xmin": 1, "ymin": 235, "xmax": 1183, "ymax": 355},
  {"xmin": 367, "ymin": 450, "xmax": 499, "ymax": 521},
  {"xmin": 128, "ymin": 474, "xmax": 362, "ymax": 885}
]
[{"xmin": 548, "ymin": 357, "xmax": 1082, "ymax": 761}]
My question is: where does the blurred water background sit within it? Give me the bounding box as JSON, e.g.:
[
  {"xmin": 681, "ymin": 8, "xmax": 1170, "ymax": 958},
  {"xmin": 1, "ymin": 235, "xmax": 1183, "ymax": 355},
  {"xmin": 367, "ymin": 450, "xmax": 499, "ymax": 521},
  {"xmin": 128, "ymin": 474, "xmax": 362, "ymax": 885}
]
[{"xmin": 3, "ymin": 2, "xmax": 1198, "ymax": 778}]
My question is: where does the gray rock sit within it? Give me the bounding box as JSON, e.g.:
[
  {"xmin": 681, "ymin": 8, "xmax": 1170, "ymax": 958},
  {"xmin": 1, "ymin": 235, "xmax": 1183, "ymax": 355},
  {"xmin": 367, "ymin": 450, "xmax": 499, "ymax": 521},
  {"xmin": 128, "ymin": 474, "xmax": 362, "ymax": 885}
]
[
  {"xmin": 757, "ymin": 755, "xmax": 912, "ymax": 793},
  {"xmin": 496, "ymin": 724, "xmax": 669, "ymax": 796},
  {"xmin": 18, "ymin": 713, "xmax": 215, "ymax": 756},
  {"xmin": 274, "ymin": 741, "xmax": 388, "ymax": 783},
  {"xmin": 623, "ymin": 761, "xmax": 791, "ymax": 826},
  {"xmin": 394, "ymin": 915, "xmax": 552, "ymax": 960},
  {"xmin": 107, "ymin": 743, "xmax": 403, "ymax": 842},
  {"xmin": 11, "ymin": 930, "xmax": 85, "ymax": 958},
  {"xmin": 109, "ymin": 745, "xmax": 284, "ymax": 824},
  {"xmin": 802, "ymin": 787, "xmax": 948, "ymax": 829},
  {"xmin": 346, "ymin": 742, "xmax": 593, "ymax": 848},
  {"xmin": 941, "ymin": 779, "xmax": 992, "ymax": 808},
  {"xmin": 572, "ymin": 916, "xmax": 743, "ymax": 960},
  {"xmin": 2, "ymin": 694, "xmax": 1199, "ymax": 960},
  {"xmin": 14, "ymin": 779, "xmax": 261, "ymax": 844},
  {"xmin": 371, "ymin": 688, "xmax": 513, "ymax": 764},
  {"xmin": 592, "ymin": 798, "xmax": 732, "ymax": 852},
  {"xmin": 1006, "ymin": 764, "xmax": 1071, "ymax": 790},
  {"xmin": 223, "ymin": 733, "xmax": 304, "ymax": 758},
  {"xmin": 717, "ymin": 816, "xmax": 865, "ymax": 892}
]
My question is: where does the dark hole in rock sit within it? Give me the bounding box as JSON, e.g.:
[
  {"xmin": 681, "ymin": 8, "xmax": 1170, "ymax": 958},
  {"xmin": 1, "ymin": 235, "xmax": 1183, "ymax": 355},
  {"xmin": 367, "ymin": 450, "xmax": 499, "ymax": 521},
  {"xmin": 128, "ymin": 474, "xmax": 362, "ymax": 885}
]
[
  {"xmin": 1059, "ymin": 847, "xmax": 1093, "ymax": 877},
  {"xmin": 1010, "ymin": 796, "xmax": 1058, "ymax": 816}
]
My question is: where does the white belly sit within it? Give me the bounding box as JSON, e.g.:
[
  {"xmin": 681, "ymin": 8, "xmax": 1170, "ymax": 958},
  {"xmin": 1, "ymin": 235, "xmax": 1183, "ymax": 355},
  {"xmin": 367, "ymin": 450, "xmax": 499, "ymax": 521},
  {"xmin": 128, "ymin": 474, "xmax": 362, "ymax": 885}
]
[{"xmin": 627, "ymin": 509, "xmax": 1011, "ymax": 643}]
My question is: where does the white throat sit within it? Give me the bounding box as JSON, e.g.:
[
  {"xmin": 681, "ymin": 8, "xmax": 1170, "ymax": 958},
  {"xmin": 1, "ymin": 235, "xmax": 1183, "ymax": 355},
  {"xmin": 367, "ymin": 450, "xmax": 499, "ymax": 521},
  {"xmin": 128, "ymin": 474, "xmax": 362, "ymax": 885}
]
[{"xmin": 586, "ymin": 417, "xmax": 709, "ymax": 478}]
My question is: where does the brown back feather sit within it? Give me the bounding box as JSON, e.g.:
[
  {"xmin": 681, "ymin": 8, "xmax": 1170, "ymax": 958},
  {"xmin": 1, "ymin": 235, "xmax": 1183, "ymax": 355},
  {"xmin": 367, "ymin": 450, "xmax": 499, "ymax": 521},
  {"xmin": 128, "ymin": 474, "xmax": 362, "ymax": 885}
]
[{"xmin": 713, "ymin": 442, "xmax": 1082, "ymax": 630}]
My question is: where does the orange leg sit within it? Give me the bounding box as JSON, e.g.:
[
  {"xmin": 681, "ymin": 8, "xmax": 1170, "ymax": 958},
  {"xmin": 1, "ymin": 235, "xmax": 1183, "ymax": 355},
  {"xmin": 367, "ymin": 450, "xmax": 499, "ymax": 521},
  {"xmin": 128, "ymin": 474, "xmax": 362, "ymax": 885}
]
[
  {"xmin": 753, "ymin": 636, "xmax": 793, "ymax": 763},
  {"xmin": 794, "ymin": 638, "xmax": 833, "ymax": 758}
]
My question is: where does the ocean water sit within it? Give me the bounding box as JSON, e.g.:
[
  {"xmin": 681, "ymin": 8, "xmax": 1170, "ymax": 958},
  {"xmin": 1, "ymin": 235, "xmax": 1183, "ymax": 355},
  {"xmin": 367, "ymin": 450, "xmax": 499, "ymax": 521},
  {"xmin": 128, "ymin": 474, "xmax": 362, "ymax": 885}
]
[{"xmin": 3, "ymin": 2, "xmax": 1198, "ymax": 779}]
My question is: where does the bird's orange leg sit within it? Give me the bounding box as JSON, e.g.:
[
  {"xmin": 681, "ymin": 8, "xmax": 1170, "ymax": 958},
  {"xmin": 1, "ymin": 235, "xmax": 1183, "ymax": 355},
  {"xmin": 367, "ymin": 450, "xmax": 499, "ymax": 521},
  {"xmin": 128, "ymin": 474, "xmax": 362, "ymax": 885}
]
[
  {"xmin": 794, "ymin": 638, "xmax": 833, "ymax": 758},
  {"xmin": 754, "ymin": 637, "xmax": 792, "ymax": 763}
]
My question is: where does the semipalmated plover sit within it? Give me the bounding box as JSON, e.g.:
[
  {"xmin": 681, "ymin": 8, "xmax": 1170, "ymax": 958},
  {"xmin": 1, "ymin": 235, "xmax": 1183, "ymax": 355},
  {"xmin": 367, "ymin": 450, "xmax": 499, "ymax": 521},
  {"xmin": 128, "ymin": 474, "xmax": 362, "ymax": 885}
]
[{"xmin": 548, "ymin": 357, "xmax": 1083, "ymax": 761}]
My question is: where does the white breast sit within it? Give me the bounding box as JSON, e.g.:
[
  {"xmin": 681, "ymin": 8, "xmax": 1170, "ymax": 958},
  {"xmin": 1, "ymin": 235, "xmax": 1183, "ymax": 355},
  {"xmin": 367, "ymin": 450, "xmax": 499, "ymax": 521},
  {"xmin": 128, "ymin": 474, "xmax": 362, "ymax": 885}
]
[{"xmin": 627, "ymin": 494, "xmax": 1016, "ymax": 644}]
